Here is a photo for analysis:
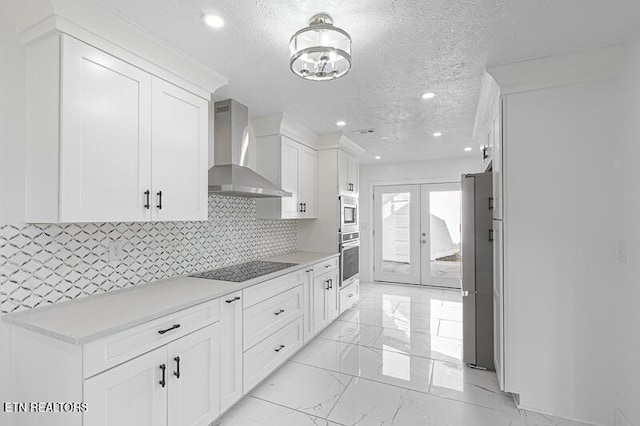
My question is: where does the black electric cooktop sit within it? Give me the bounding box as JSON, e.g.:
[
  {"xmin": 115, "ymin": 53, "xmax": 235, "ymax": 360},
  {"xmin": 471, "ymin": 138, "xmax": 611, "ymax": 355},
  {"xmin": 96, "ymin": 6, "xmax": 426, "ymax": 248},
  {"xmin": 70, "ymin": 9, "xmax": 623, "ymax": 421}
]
[{"xmin": 190, "ymin": 260, "xmax": 298, "ymax": 282}]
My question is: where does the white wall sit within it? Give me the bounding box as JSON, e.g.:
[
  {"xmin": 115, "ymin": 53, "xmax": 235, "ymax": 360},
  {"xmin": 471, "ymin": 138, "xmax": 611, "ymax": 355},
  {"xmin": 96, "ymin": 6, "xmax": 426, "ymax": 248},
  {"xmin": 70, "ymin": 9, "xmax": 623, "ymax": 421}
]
[
  {"xmin": 359, "ymin": 157, "xmax": 481, "ymax": 282},
  {"xmin": 614, "ymin": 29, "xmax": 640, "ymax": 426},
  {"xmin": 0, "ymin": 7, "xmax": 26, "ymax": 223},
  {"xmin": 0, "ymin": 10, "xmax": 23, "ymax": 426}
]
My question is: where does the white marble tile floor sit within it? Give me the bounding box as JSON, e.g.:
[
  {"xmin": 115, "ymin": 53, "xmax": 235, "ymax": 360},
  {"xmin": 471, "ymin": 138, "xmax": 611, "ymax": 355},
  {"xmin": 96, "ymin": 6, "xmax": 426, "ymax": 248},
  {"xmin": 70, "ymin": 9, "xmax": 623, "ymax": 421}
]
[{"xmin": 214, "ymin": 281, "xmax": 591, "ymax": 426}]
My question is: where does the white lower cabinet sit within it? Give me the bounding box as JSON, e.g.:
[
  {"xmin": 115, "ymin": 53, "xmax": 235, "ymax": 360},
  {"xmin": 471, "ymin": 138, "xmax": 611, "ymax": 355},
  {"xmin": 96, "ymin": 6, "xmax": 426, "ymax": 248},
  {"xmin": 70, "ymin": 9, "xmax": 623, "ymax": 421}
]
[
  {"xmin": 167, "ymin": 325, "xmax": 220, "ymax": 426},
  {"xmin": 218, "ymin": 292, "xmax": 243, "ymax": 413},
  {"xmin": 339, "ymin": 280, "xmax": 360, "ymax": 314},
  {"xmin": 312, "ymin": 268, "xmax": 340, "ymax": 334},
  {"xmin": 10, "ymin": 256, "xmax": 343, "ymax": 426},
  {"xmin": 84, "ymin": 324, "xmax": 220, "ymax": 426},
  {"xmin": 84, "ymin": 346, "xmax": 168, "ymax": 426},
  {"xmin": 242, "ymin": 316, "xmax": 304, "ymax": 391}
]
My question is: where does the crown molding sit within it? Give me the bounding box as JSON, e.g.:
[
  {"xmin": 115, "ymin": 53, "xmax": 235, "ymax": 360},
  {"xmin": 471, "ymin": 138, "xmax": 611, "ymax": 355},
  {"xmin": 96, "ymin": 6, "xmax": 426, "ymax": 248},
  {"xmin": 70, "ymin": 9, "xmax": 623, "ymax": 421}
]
[
  {"xmin": 317, "ymin": 132, "xmax": 366, "ymax": 158},
  {"xmin": 488, "ymin": 46, "xmax": 622, "ymax": 95},
  {"xmin": 251, "ymin": 113, "xmax": 320, "ymax": 150},
  {"xmin": 1, "ymin": 0, "xmax": 228, "ymax": 98}
]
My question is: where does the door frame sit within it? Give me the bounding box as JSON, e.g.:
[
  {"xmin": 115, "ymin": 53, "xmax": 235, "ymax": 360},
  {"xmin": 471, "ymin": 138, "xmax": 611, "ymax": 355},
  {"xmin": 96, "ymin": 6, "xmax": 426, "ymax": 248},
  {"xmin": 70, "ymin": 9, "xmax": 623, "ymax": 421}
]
[{"xmin": 368, "ymin": 177, "xmax": 460, "ymax": 286}]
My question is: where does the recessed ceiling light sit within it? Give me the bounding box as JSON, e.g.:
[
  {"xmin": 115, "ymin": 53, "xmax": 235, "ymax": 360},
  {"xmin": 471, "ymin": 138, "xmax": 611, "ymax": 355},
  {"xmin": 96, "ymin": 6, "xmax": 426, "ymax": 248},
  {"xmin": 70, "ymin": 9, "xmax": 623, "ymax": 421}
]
[
  {"xmin": 433, "ymin": 132, "xmax": 443, "ymax": 137},
  {"xmin": 203, "ymin": 14, "xmax": 225, "ymax": 28},
  {"xmin": 336, "ymin": 121, "xmax": 346, "ymax": 127},
  {"xmin": 422, "ymin": 92, "xmax": 436, "ymax": 100},
  {"xmin": 374, "ymin": 156, "xmax": 381, "ymax": 160},
  {"xmin": 464, "ymin": 147, "xmax": 472, "ymax": 152},
  {"xmin": 380, "ymin": 136, "xmax": 391, "ymax": 141}
]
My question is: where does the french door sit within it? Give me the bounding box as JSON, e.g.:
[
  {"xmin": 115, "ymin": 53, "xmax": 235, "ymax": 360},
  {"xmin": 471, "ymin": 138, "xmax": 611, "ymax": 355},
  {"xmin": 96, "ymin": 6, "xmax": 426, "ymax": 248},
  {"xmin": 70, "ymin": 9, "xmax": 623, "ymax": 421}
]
[{"xmin": 373, "ymin": 183, "xmax": 462, "ymax": 288}]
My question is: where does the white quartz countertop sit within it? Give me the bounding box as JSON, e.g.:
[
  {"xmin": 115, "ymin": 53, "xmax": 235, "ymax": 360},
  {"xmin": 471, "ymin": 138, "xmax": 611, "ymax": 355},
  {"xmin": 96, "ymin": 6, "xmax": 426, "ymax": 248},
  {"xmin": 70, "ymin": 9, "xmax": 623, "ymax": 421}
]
[{"xmin": 2, "ymin": 251, "xmax": 338, "ymax": 344}]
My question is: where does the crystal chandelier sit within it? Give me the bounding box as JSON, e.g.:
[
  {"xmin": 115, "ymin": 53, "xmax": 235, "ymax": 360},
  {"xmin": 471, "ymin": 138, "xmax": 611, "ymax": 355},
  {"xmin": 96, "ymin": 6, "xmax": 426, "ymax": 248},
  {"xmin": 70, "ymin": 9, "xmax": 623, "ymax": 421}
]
[{"xmin": 289, "ymin": 13, "xmax": 352, "ymax": 81}]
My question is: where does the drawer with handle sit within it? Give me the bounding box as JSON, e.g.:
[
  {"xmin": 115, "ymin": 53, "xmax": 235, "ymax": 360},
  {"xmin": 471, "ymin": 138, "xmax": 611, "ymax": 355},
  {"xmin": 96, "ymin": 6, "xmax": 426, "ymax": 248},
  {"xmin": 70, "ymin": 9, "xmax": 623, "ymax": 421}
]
[
  {"xmin": 243, "ymin": 270, "xmax": 303, "ymax": 309},
  {"xmin": 313, "ymin": 257, "xmax": 339, "ymax": 277},
  {"xmin": 83, "ymin": 298, "xmax": 220, "ymax": 378},
  {"xmin": 243, "ymin": 316, "xmax": 303, "ymax": 392},
  {"xmin": 243, "ymin": 285, "xmax": 304, "ymax": 350},
  {"xmin": 340, "ymin": 279, "xmax": 360, "ymax": 314}
]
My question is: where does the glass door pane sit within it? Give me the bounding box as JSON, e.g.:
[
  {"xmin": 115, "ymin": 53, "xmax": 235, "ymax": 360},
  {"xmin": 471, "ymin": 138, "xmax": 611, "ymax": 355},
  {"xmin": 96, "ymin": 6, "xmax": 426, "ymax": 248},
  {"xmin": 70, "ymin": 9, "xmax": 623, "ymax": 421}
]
[
  {"xmin": 374, "ymin": 185, "xmax": 421, "ymax": 284},
  {"xmin": 421, "ymin": 184, "xmax": 462, "ymax": 288}
]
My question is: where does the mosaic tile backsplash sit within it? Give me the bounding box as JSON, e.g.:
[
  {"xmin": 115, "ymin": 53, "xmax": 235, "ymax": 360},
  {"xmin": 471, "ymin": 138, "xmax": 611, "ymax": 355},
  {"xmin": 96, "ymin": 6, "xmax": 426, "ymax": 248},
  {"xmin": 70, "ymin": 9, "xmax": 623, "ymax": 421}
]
[{"xmin": 0, "ymin": 195, "xmax": 297, "ymax": 315}]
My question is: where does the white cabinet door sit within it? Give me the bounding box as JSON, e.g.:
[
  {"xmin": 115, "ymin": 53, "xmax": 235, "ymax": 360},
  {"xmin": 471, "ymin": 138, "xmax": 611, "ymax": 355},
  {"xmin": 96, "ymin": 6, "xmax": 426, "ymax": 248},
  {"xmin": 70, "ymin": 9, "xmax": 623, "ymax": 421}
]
[
  {"xmin": 167, "ymin": 324, "xmax": 220, "ymax": 426},
  {"xmin": 60, "ymin": 36, "xmax": 152, "ymax": 223},
  {"xmin": 299, "ymin": 146, "xmax": 318, "ymax": 218},
  {"xmin": 84, "ymin": 346, "xmax": 168, "ymax": 426},
  {"xmin": 338, "ymin": 151, "xmax": 359, "ymax": 196},
  {"xmin": 151, "ymin": 78, "xmax": 208, "ymax": 222},
  {"xmin": 326, "ymin": 269, "xmax": 340, "ymax": 322},
  {"xmin": 281, "ymin": 138, "xmax": 301, "ymax": 219},
  {"xmin": 347, "ymin": 154, "xmax": 359, "ymax": 196},
  {"xmin": 492, "ymin": 99, "xmax": 503, "ymax": 220},
  {"xmin": 338, "ymin": 151, "xmax": 350, "ymax": 195},
  {"xmin": 492, "ymin": 219, "xmax": 505, "ymax": 390},
  {"xmin": 219, "ymin": 292, "xmax": 243, "ymax": 412},
  {"xmin": 302, "ymin": 268, "xmax": 314, "ymax": 343},
  {"xmin": 312, "ymin": 272, "xmax": 330, "ymax": 333}
]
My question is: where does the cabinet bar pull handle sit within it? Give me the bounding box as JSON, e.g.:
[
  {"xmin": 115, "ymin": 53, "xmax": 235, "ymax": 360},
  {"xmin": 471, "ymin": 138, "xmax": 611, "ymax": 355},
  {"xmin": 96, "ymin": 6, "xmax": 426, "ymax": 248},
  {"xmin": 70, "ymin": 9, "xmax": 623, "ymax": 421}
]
[
  {"xmin": 299, "ymin": 202, "xmax": 304, "ymax": 213},
  {"xmin": 349, "ymin": 293, "xmax": 354, "ymax": 298},
  {"xmin": 489, "ymin": 197, "xmax": 494, "ymax": 210},
  {"xmin": 303, "ymin": 203, "xmax": 307, "ymax": 212},
  {"xmin": 159, "ymin": 364, "xmax": 166, "ymax": 387},
  {"xmin": 173, "ymin": 356, "xmax": 181, "ymax": 379},
  {"xmin": 274, "ymin": 309, "xmax": 285, "ymax": 316},
  {"xmin": 144, "ymin": 190, "xmax": 150, "ymax": 209},
  {"xmin": 225, "ymin": 296, "xmax": 241, "ymax": 304},
  {"xmin": 157, "ymin": 191, "xmax": 163, "ymax": 210},
  {"xmin": 489, "ymin": 229, "xmax": 494, "ymax": 242},
  {"xmin": 158, "ymin": 324, "xmax": 181, "ymax": 335},
  {"xmin": 326, "ymin": 280, "xmax": 330, "ymax": 290},
  {"xmin": 274, "ymin": 344, "xmax": 285, "ymax": 352}
]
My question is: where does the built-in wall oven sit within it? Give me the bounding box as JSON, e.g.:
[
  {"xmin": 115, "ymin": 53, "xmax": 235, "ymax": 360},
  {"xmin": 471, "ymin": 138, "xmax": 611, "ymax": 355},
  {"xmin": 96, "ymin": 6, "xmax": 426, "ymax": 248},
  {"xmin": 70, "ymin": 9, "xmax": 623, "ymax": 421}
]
[{"xmin": 340, "ymin": 232, "xmax": 359, "ymax": 287}]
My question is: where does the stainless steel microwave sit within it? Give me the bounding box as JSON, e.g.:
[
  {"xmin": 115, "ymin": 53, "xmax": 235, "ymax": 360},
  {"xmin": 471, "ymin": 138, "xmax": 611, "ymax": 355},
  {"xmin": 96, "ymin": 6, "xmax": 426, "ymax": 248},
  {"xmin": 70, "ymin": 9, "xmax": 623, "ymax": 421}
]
[{"xmin": 340, "ymin": 195, "xmax": 358, "ymax": 234}]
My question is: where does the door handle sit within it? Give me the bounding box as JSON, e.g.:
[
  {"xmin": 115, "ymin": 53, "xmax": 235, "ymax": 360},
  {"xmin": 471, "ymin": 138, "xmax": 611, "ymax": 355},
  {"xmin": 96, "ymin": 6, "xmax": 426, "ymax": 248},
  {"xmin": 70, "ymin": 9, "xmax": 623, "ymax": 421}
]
[
  {"xmin": 159, "ymin": 364, "xmax": 166, "ymax": 388},
  {"xmin": 173, "ymin": 356, "xmax": 181, "ymax": 379},
  {"xmin": 489, "ymin": 197, "xmax": 494, "ymax": 210},
  {"xmin": 274, "ymin": 309, "xmax": 285, "ymax": 316},
  {"xmin": 156, "ymin": 191, "xmax": 163, "ymax": 210},
  {"xmin": 274, "ymin": 344, "xmax": 285, "ymax": 352},
  {"xmin": 225, "ymin": 296, "xmax": 241, "ymax": 304},
  {"xmin": 489, "ymin": 229, "xmax": 494, "ymax": 242},
  {"xmin": 144, "ymin": 190, "xmax": 150, "ymax": 209},
  {"xmin": 299, "ymin": 202, "xmax": 304, "ymax": 213},
  {"xmin": 325, "ymin": 280, "xmax": 330, "ymax": 290}
]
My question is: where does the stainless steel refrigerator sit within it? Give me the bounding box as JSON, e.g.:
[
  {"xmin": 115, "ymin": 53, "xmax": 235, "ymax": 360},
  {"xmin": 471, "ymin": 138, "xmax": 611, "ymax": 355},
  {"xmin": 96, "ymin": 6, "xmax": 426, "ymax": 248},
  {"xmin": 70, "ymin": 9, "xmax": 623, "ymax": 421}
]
[{"xmin": 461, "ymin": 172, "xmax": 494, "ymax": 370}]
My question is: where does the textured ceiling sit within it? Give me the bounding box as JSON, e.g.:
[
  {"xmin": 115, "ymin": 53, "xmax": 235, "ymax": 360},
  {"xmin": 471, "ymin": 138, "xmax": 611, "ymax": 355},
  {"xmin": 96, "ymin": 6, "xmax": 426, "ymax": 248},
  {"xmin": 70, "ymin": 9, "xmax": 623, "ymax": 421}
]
[{"xmin": 98, "ymin": 0, "xmax": 633, "ymax": 164}]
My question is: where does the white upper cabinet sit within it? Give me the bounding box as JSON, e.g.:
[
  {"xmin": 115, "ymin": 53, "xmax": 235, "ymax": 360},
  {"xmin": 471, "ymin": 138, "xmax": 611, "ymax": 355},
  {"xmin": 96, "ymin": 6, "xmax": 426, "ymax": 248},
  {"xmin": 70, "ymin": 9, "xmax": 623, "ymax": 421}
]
[
  {"xmin": 59, "ymin": 36, "xmax": 153, "ymax": 223},
  {"xmin": 299, "ymin": 145, "xmax": 318, "ymax": 217},
  {"xmin": 25, "ymin": 34, "xmax": 210, "ymax": 223},
  {"xmin": 338, "ymin": 150, "xmax": 359, "ymax": 196},
  {"xmin": 281, "ymin": 139, "xmax": 301, "ymax": 218},
  {"xmin": 151, "ymin": 78, "xmax": 208, "ymax": 222},
  {"xmin": 256, "ymin": 135, "xmax": 318, "ymax": 219}
]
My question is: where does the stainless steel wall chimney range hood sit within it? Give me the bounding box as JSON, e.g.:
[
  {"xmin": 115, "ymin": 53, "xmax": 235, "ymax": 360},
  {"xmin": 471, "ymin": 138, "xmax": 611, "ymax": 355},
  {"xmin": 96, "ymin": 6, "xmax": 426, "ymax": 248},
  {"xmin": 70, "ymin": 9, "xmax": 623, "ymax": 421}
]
[{"xmin": 208, "ymin": 99, "xmax": 292, "ymax": 198}]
